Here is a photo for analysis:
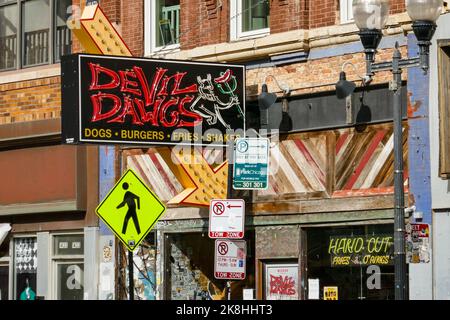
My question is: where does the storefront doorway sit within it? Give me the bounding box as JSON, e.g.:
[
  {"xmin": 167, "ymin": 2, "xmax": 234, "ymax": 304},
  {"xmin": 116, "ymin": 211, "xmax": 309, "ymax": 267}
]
[
  {"xmin": 164, "ymin": 231, "xmax": 255, "ymax": 300},
  {"xmin": 306, "ymin": 224, "xmax": 397, "ymax": 300}
]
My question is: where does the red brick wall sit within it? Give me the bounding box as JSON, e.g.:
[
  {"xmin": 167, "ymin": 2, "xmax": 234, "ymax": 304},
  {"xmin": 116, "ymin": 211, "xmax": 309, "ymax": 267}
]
[
  {"xmin": 180, "ymin": 0, "xmax": 229, "ymax": 50},
  {"xmin": 72, "ymin": 0, "xmax": 82, "ymax": 53},
  {"xmin": 246, "ymin": 46, "xmax": 409, "ymax": 96},
  {"xmin": 270, "ymin": 0, "xmax": 308, "ymax": 33},
  {"xmin": 121, "ymin": 0, "xmax": 144, "ymax": 56},
  {"xmin": 390, "ymin": 0, "xmax": 406, "ymax": 14},
  {"xmin": 101, "ymin": 0, "xmax": 121, "ymax": 24},
  {"xmin": 0, "ymin": 77, "xmax": 61, "ymax": 124},
  {"xmin": 308, "ymin": 0, "xmax": 337, "ymax": 29}
]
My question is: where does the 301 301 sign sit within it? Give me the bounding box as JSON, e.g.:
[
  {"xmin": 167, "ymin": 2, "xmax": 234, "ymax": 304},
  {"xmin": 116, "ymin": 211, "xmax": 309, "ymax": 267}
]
[{"xmin": 61, "ymin": 54, "xmax": 246, "ymax": 147}]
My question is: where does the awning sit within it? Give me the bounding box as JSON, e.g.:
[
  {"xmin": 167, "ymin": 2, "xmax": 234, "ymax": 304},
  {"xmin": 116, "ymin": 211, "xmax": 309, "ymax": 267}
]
[{"xmin": 0, "ymin": 223, "xmax": 11, "ymax": 247}]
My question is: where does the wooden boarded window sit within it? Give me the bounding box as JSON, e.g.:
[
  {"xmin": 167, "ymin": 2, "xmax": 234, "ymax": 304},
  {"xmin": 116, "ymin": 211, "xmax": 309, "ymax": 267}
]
[{"xmin": 438, "ymin": 40, "xmax": 450, "ymax": 178}]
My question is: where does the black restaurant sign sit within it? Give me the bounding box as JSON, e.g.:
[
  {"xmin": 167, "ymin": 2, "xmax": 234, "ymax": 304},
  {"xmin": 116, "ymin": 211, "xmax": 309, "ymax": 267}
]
[{"xmin": 61, "ymin": 54, "xmax": 246, "ymax": 146}]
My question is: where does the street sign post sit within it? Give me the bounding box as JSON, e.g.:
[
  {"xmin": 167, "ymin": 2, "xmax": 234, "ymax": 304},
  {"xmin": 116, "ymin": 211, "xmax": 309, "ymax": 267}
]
[
  {"xmin": 214, "ymin": 239, "xmax": 246, "ymax": 280},
  {"xmin": 209, "ymin": 199, "xmax": 245, "ymax": 239},
  {"xmin": 233, "ymin": 138, "xmax": 269, "ymax": 190},
  {"xmin": 95, "ymin": 169, "xmax": 166, "ymax": 252}
]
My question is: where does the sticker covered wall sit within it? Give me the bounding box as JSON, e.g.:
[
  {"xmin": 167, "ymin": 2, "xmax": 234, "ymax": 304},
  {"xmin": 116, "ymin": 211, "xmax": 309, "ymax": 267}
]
[{"xmin": 61, "ymin": 54, "xmax": 246, "ymax": 147}]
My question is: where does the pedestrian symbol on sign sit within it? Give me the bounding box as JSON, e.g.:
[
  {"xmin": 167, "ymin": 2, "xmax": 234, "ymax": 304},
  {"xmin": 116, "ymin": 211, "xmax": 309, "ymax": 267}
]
[
  {"xmin": 116, "ymin": 182, "xmax": 141, "ymax": 234},
  {"xmin": 95, "ymin": 169, "xmax": 166, "ymax": 251}
]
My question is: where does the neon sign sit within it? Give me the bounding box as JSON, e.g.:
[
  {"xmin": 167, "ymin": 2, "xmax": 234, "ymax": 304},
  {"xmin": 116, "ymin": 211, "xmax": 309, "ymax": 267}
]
[
  {"xmin": 62, "ymin": 54, "xmax": 246, "ymax": 146},
  {"xmin": 328, "ymin": 235, "xmax": 394, "ymax": 267}
]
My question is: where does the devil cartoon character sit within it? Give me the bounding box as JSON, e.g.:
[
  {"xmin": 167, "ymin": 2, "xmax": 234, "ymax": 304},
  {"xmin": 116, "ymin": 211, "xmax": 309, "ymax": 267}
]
[{"xmin": 189, "ymin": 69, "xmax": 243, "ymax": 130}]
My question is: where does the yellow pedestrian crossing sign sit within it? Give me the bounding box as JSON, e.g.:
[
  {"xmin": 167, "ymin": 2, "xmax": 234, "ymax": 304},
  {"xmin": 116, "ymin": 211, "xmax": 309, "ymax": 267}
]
[{"xmin": 96, "ymin": 169, "xmax": 166, "ymax": 251}]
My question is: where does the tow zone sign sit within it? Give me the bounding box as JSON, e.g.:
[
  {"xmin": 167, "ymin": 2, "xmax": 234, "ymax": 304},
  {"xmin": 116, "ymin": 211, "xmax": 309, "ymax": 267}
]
[
  {"xmin": 214, "ymin": 239, "xmax": 246, "ymax": 280},
  {"xmin": 209, "ymin": 199, "xmax": 245, "ymax": 239}
]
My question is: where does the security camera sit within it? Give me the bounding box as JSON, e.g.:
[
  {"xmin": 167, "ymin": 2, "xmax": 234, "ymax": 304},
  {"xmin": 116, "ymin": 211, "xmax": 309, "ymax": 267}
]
[
  {"xmin": 404, "ymin": 205, "xmax": 416, "ymax": 215},
  {"xmin": 362, "ymin": 75, "xmax": 373, "ymax": 86}
]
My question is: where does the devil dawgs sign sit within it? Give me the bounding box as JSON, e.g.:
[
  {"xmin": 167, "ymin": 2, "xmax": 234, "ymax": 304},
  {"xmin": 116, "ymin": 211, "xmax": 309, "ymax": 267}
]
[{"xmin": 61, "ymin": 54, "xmax": 245, "ymax": 146}]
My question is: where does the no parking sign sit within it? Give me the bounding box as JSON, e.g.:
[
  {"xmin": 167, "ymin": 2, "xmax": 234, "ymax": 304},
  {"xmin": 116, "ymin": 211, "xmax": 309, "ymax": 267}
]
[
  {"xmin": 214, "ymin": 239, "xmax": 246, "ymax": 280},
  {"xmin": 209, "ymin": 199, "xmax": 245, "ymax": 239}
]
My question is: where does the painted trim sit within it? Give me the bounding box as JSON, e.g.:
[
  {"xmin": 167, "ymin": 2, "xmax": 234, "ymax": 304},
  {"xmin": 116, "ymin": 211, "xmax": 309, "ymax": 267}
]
[
  {"xmin": 154, "ymin": 209, "xmax": 395, "ymax": 231},
  {"xmin": 0, "ymin": 118, "xmax": 60, "ymax": 144},
  {"xmin": 36, "ymin": 232, "xmax": 50, "ymax": 300},
  {"xmin": 309, "ymin": 34, "xmax": 408, "ymax": 61},
  {"xmin": 0, "ymin": 64, "xmax": 60, "ymax": 85},
  {"xmin": 83, "ymin": 227, "xmax": 99, "ymax": 300},
  {"xmin": 0, "ymin": 201, "xmax": 79, "ymax": 216}
]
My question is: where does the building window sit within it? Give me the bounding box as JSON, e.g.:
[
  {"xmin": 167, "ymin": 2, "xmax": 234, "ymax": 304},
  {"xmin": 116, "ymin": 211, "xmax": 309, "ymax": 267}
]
[
  {"xmin": 0, "ymin": 1, "xmax": 18, "ymax": 70},
  {"xmin": 145, "ymin": 0, "xmax": 180, "ymax": 55},
  {"xmin": 438, "ymin": 40, "xmax": 450, "ymax": 178},
  {"xmin": 52, "ymin": 234, "xmax": 84, "ymax": 300},
  {"xmin": 230, "ymin": 0, "xmax": 270, "ymax": 41},
  {"xmin": 0, "ymin": 0, "xmax": 72, "ymax": 71},
  {"xmin": 340, "ymin": 0, "xmax": 354, "ymax": 24},
  {"xmin": 306, "ymin": 225, "xmax": 395, "ymax": 300},
  {"xmin": 13, "ymin": 237, "xmax": 37, "ymax": 300},
  {"xmin": 54, "ymin": 0, "xmax": 72, "ymax": 62}
]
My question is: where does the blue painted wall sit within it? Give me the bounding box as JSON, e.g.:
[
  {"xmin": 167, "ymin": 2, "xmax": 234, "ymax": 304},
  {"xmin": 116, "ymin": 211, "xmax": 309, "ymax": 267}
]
[
  {"xmin": 407, "ymin": 34, "xmax": 432, "ymax": 224},
  {"xmin": 99, "ymin": 145, "xmax": 116, "ymax": 235}
]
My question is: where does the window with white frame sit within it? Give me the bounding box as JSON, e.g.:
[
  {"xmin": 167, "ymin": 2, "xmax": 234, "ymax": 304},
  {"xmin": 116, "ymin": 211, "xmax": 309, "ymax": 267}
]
[
  {"xmin": 230, "ymin": 0, "xmax": 270, "ymax": 41},
  {"xmin": 145, "ymin": 0, "xmax": 180, "ymax": 55},
  {"xmin": 340, "ymin": 0, "xmax": 354, "ymax": 24},
  {"xmin": 52, "ymin": 234, "xmax": 84, "ymax": 300}
]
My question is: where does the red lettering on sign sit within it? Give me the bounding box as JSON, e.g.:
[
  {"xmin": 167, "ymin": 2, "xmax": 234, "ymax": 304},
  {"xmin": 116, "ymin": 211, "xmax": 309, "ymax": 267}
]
[
  {"xmin": 133, "ymin": 97, "xmax": 158, "ymax": 126},
  {"xmin": 157, "ymin": 72, "xmax": 197, "ymax": 96},
  {"xmin": 159, "ymin": 97, "xmax": 179, "ymax": 128},
  {"xmin": 87, "ymin": 63, "xmax": 203, "ymax": 128},
  {"xmin": 90, "ymin": 93, "xmax": 122, "ymax": 122},
  {"xmin": 109, "ymin": 95, "xmax": 144, "ymax": 125},
  {"xmin": 134, "ymin": 67, "xmax": 166, "ymax": 107},
  {"xmin": 89, "ymin": 63, "xmax": 120, "ymax": 90},
  {"xmin": 178, "ymin": 95, "xmax": 202, "ymax": 127},
  {"xmin": 119, "ymin": 70, "xmax": 142, "ymax": 96}
]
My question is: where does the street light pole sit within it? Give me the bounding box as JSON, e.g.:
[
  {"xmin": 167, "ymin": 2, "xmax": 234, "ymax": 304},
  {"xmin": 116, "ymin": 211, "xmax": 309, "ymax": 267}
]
[
  {"xmin": 391, "ymin": 45, "xmax": 407, "ymax": 300},
  {"xmin": 337, "ymin": 0, "xmax": 442, "ymax": 301}
]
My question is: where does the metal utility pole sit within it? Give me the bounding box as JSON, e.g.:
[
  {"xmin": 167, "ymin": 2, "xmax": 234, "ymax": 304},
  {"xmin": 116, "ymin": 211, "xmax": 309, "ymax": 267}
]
[
  {"xmin": 350, "ymin": 0, "xmax": 441, "ymax": 300},
  {"xmin": 128, "ymin": 250, "xmax": 134, "ymax": 301},
  {"xmin": 337, "ymin": 41, "xmax": 426, "ymax": 299},
  {"xmin": 391, "ymin": 45, "xmax": 407, "ymax": 300}
]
